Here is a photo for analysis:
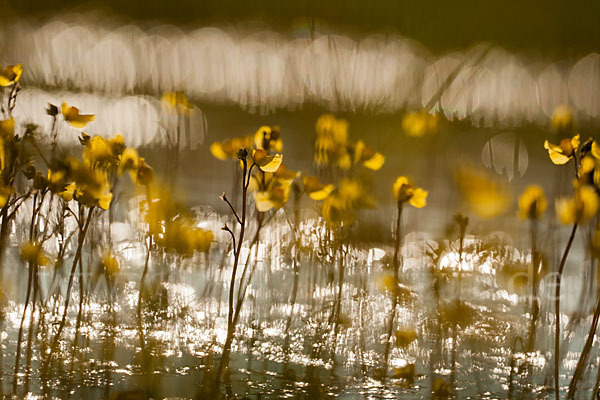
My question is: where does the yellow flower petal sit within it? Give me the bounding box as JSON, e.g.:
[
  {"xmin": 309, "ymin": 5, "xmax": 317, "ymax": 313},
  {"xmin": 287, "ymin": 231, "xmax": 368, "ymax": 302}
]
[
  {"xmin": 544, "ymin": 140, "xmax": 571, "ymax": 165},
  {"xmin": 0, "ymin": 64, "xmax": 23, "ymax": 87},
  {"xmin": 571, "ymin": 134, "xmax": 580, "ymax": 151},
  {"xmin": 98, "ymin": 191, "xmax": 113, "ymax": 210},
  {"xmin": 402, "ymin": 110, "xmax": 438, "ymax": 137},
  {"xmin": 210, "ymin": 142, "xmax": 228, "ymax": 160},
  {"xmin": 59, "ymin": 183, "xmax": 76, "ymax": 202},
  {"xmin": 556, "ymin": 197, "xmax": 577, "ymax": 225},
  {"xmin": 393, "ymin": 176, "xmax": 412, "ymax": 202},
  {"xmin": 309, "ymin": 184, "xmax": 334, "ymax": 201},
  {"xmin": 517, "ymin": 185, "xmax": 547, "ymax": 220},
  {"xmin": 136, "ymin": 158, "xmax": 154, "ymax": 186},
  {"xmin": 61, "ymin": 102, "xmax": 95, "ymax": 128},
  {"xmin": 254, "ymin": 125, "xmax": 272, "ymax": 149},
  {"xmin": 254, "ymin": 191, "xmax": 274, "ymax": 212},
  {"xmin": 409, "ymin": 188, "xmax": 428, "ymax": 208},
  {"xmin": 363, "ymin": 152, "xmax": 385, "ymax": 170},
  {"xmin": 579, "ymin": 185, "xmax": 600, "ymax": 222},
  {"xmin": 455, "ymin": 167, "xmax": 511, "ymax": 219},
  {"xmin": 592, "ymin": 141, "xmax": 600, "ymax": 160},
  {"xmin": 256, "ymin": 153, "xmax": 283, "ymax": 173},
  {"xmin": 303, "ymin": 175, "xmax": 334, "ymax": 200},
  {"xmin": 119, "ymin": 147, "xmax": 139, "ymax": 176}
]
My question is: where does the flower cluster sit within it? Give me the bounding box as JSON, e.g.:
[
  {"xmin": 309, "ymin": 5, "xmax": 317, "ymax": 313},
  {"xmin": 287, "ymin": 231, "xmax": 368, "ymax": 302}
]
[{"xmin": 314, "ymin": 114, "xmax": 385, "ymax": 171}]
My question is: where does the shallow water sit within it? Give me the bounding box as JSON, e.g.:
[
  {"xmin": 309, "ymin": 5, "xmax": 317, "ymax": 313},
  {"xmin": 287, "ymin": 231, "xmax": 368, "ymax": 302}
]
[{"xmin": 1, "ymin": 211, "xmax": 598, "ymax": 399}]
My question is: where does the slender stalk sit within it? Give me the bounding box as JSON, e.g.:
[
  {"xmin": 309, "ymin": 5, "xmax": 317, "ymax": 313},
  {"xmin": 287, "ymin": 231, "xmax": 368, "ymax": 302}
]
[
  {"xmin": 554, "ymin": 222, "xmax": 578, "ymax": 400},
  {"xmin": 43, "ymin": 206, "xmax": 95, "ymax": 374},
  {"xmin": 567, "ymin": 283, "xmax": 600, "ymax": 398},
  {"xmin": 137, "ymin": 234, "xmax": 153, "ymax": 394},
  {"xmin": 383, "ymin": 202, "xmax": 403, "ymax": 382},
  {"xmin": 526, "ymin": 219, "xmax": 539, "ymax": 352},
  {"xmin": 450, "ymin": 213, "xmax": 467, "ymax": 394},
  {"xmin": 13, "ymin": 259, "xmax": 34, "ymax": 393},
  {"xmin": 13, "ymin": 192, "xmax": 40, "ymax": 393},
  {"xmin": 212, "ymin": 157, "xmax": 249, "ymax": 395},
  {"xmin": 282, "ymin": 232, "xmax": 300, "ymax": 365},
  {"xmin": 329, "ymin": 245, "xmax": 345, "ymax": 370},
  {"xmin": 23, "ymin": 263, "xmax": 38, "ymax": 393}
]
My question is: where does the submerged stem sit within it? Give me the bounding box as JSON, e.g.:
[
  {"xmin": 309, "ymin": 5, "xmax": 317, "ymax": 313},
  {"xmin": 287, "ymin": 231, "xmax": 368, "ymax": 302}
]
[
  {"xmin": 554, "ymin": 222, "xmax": 578, "ymax": 400},
  {"xmin": 383, "ymin": 202, "xmax": 403, "ymax": 382}
]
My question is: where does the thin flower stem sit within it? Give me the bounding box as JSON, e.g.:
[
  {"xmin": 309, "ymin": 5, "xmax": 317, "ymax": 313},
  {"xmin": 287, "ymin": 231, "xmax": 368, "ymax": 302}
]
[
  {"xmin": 567, "ymin": 287, "xmax": 600, "ymax": 398},
  {"xmin": 527, "ymin": 218, "xmax": 539, "ymax": 352},
  {"xmin": 213, "ymin": 157, "xmax": 248, "ymax": 395},
  {"xmin": 221, "ymin": 194, "xmax": 241, "ymax": 225},
  {"xmin": 554, "ymin": 222, "xmax": 578, "ymax": 400},
  {"xmin": 43, "ymin": 206, "xmax": 95, "ymax": 374},
  {"xmin": 383, "ymin": 201, "xmax": 402, "ymax": 383}
]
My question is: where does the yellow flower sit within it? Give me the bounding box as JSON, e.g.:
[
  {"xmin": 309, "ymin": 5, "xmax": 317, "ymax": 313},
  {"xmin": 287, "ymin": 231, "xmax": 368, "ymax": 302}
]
[
  {"xmin": 517, "ymin": 185, "xmax": 547, "ymax": 220},
  {"xmin": 402, "ymin": 110, "xmax": 438, "ymax": 137},
  {"xmin": 253, "ymin": 179, "xmax": 291, "ymax": 212},
  {"xmin": 136, "ymin": 158, "xmax": 154, "ymax": 186},
  {"xmin": 551, "ymin": 105, "xmax": 574, "ymax": 133},
  {"xmin": 544, "ymin": 134, "xmax": 580, "ymax": 165},
  {"xmin": 302, "ymin": 175, "xmax": 334, "ymax": 201},
  {"xmin": 322, "ymin": 194, "xmax": 352, "ymax": 227},
  {"xmin": 392, "ymin": 176, "xmax": 428, "ymax": 208},
  {"xmin": 75, "ymin": 183, "xmax": 113, "ymax": 210},
  {"xmin": 273, "ymin": 164, "xmax": 299, "ymax": 182},
  {"xmin": 119, "ymin": 147, "xmax": 139, "ymax": 178},
  {"xmin": 254, "ymin": 125, "xmax": 283, "ymax": 153},
  {"xmin": 353, "ymin": 140, "xmax": 385, "ymax": 170},
  {"xmin": 455, "ymin": 166, "xmax": 511, "ymax": 219},
  {"xmin": 20, "ymin": 241, "xmax": 50, "ymax": 266},
  {"xmin": 252, "ymin": 148, "xmax": 283, "ymax": 172},
  {"xmin": 109, "ymin": 134, "xmax": 126, "ymax": 156},
  {"xmin": 0, "ymin": 64, "xmax": 23, "ymax": 87},
  {"xmin": 162, "ymin": 91, "xmax": 193, "ymax": 111},
  {"xmin": 578, "ymin": 156, "xmax": 600, "ymax": 187},
  {"xmin": 555, "ymin": 185, "xmax": 599, "ymax": 224},
  {"xmin": 61, "ymin": 102, "xmax": 95, "ymax": 128},
  {"xmin": 210, "ymin": 136, "xmax": 253, "ymax": 160},
  {"xmin": 72, "ymin": 168, "xmax": 113, "ymax": 210},
  {"xmin": 83, "ymin": 136, "xmax": 114, "ymax": 167},
  {"xmin": 0, "ymin": 118, "xmax": 15, "ymax": 172},
  {"xmin": 338, "ymin": 179, "xmax": 365, "ymax": 205},
  {"xmin": 314, "ymin": 114, "xmax": 350, "ymax": 169},
  {"xmin": 59, "ymin": 183, "xmax": 76, "ymax": 202},
  {"xmin": 321, "ymin": 178, "xmax": 373, "ymax": 228},
  {"xmin": 47, "ymin": 169, "xmax": 74, "ymax": 199},
  {"xmin": 101, "ymin": 250, "xmax": 119, "ymax": 275},
  {"xmin": 146, "ymin": 189, "xmax": 214, "ymax": 256}
]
